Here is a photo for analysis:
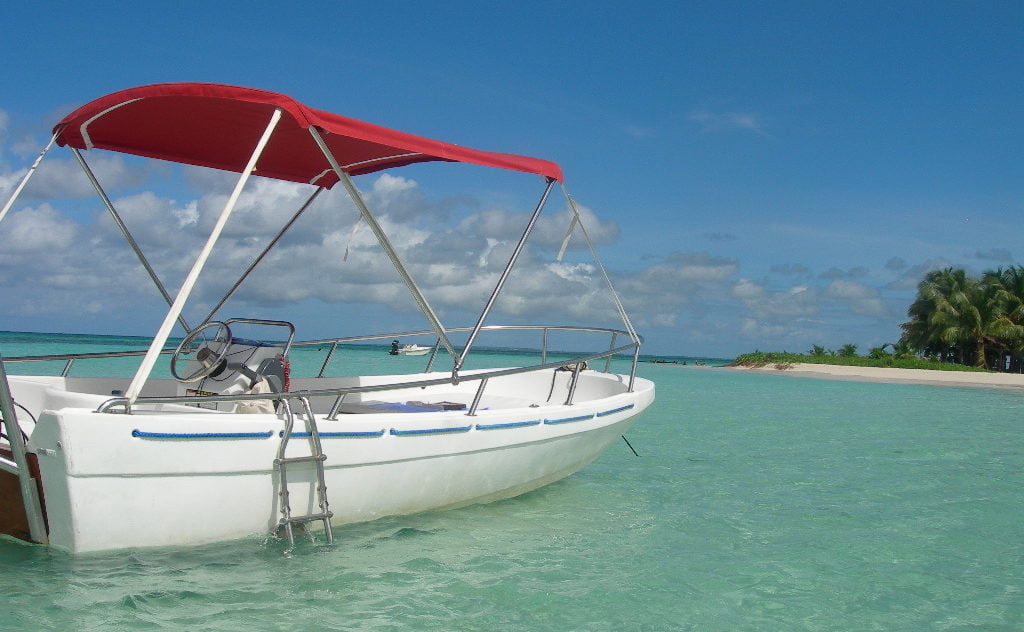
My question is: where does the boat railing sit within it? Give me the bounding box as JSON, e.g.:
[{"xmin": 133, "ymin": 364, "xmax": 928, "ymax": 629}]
[
  {"xmin": 297, "ymin": 324, "xmax": 639, "ymax": 377},
  {"xmin": 0, "ymin": 325, "xmax": 642, "ymax": 415}
]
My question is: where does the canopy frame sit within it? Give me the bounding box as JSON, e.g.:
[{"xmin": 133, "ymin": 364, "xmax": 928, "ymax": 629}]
[
  {"xmin": 0, "ymin": 84, "xmax": 645, "ymax": 395},
  {"xmin": 124, "ymin": 107, "xmax": 284, "ymax": 402}
]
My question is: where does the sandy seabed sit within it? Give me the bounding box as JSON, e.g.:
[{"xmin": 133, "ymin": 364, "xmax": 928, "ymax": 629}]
[{"xmin": 726, "ymin": 363, "xmax": 1024, "ymax": 389}]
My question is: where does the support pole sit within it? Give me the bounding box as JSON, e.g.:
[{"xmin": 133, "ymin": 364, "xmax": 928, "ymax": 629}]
[
  {"xmin": 0, "ymin": 134, "xmax": 56, "ymax": 224},
  {"xmin": 70, "ymin": 147, "xmax": 189, "ymax": 333},
  {"xmin": 202, "ymin": 186, "xmax": 324, "ymax": 323},
  {"xmin": 560, "ymin": 186, "xmax": 642, "ymax": 390},
  {"xmin": 561, "ymin": 187, "xmax": 639, "ymax": 346},
  {"xmin": 457, "ymin": 179, "xmax": 555, "ymax": 371},
  {"xmin": 308, "ymin": 127, "xmax": 457, "ymax": 361},
  {"xmin": 124, "ymin": 108, "xmax": 283, "ymax": 403}
]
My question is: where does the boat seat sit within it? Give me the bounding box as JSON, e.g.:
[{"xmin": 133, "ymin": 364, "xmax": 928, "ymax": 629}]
[{"xmin": 253, "ymin": 356, "xmax": 287, "ymax": 393}]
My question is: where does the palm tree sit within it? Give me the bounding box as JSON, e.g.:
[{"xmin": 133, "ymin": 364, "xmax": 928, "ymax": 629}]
[
  {"xmin": 983, "ymin": 266, "xmax": 1024, "ymax": 370},
  {"xmin": 901, "ymin": 268, "xmax": 971, "ymax": 362},
  {"xmin": 867, "ymin": 345, "xmax": 890, "ymax": 360},
  {"xmin": 886, "ymin": 340, "xmax": 915, "ymax": 360},
  {"xmin": 928, "ymin": 273, "xmax": 1002, "ymax": 368},
  {"xmin": 901, "ymin": 266, "xmax": 1024, "ymax": 369}
]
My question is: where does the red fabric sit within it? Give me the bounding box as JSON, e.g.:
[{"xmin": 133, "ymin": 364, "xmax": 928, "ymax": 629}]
[{"xmin": 53, "ymin": 83, "xmax": 563, "ymax": 185}]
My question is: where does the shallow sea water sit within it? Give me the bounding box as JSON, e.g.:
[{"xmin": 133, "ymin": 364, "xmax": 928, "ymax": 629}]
[{"xmin": 2, "ymin": 335, "xmax": 1023, "ymax": 631}]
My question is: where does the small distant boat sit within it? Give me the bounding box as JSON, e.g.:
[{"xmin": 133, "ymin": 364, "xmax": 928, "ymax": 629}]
[
  {"xmin": 0, "ymin": 82, "xmax": 654, "ymax": 553},
  {"xmin": 388, "ymin": 340, "xmax": 429, "ymax": 356},
  {"xmin": 396, "ymin": 344, "xmax": 430, "ymax": 356}
]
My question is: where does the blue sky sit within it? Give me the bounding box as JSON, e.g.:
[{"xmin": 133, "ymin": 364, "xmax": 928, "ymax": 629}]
[{"xmin": 1, "ymin": 1, "xmax": 1022, "ymax": 358}]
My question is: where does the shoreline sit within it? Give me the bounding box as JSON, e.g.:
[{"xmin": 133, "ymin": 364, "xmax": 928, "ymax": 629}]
[{"xmin": 725, "ymin": 362, "xmax": 1024, "ymax": 389}]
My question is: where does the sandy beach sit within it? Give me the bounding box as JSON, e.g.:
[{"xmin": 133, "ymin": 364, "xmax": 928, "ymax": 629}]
[{"xmin": 727, "ymin": 363, "xmax": 1024, "ymax": 389}]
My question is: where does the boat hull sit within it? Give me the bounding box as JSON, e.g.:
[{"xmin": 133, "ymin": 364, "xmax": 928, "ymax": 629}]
[{"xmin": 25, "ymin": 372, "xmax": 653, "ymax": 552}]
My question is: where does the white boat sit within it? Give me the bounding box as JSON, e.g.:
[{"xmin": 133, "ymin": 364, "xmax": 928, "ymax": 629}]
[
  {"xmin": 397, "ymin": 344, "xmax": 431, "ymax": 356},
  {"xmin": 0, "ymin": 83, "xmax": 654, "ymax": 553}
]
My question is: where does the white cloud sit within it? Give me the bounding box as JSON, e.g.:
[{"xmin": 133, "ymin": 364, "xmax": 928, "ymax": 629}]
[
  {"xmin": 825, "ymin": 280, "xmax": 888, "ymax": 317},
  {"xmin": 608, "ymin": 253, "xmax": 740, "ymax": 329},
  {"xmin": 0, "ymin": 204, "xmax": 78, "ymax": 254},
  {"xmin": 20, "ymin": 154, "xmax": 151, "ymax": 200},
  {"xmin": 457, "ymin": 201, "xmax": 619, "ymax": 250},
  {"xmin": 732, "ymin": 278, "xmax": 819, "ymax": 319},
  {"xmin": 739, "ymin": 318, "xmax": 789, "ymax": 339},
  {"xmin": 363, "ymin": 172, "xmax": 436, "ymax": 223},
  {"xmin": 0, "ymin": 144, "xmax": 922, "ymax": 356},
  {"xmin": 885, "ymin": 257, "xmax": 952, "ymax": 291},
  {"xmin": 974, "ymin": 248, "xmax": 1012, "ymax": 262}
]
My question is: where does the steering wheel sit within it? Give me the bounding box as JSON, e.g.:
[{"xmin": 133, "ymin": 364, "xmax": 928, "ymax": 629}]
[{"xmin": 170, "ymin": 321, "xmax": 234, "ymax": 383}]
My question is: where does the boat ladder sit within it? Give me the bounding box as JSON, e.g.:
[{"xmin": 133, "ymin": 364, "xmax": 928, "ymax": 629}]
[
  {"xmin": 275, "ymin": 396, "xmax": 334, "ymax": 547},
  {"xmin": 0, "ymin": 355, "xmax": 48, "ymax": 544}
]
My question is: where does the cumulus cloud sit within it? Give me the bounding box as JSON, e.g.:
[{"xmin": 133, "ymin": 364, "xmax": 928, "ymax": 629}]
[
  {"xmin": 363, "ymin": 172, "xmax": 473, "ymax": 223},
  {"xmin": 0, "ymin": 127, "xmax": 926, "ymax": 355},
  {"xmin": 885, "ymin": 257, "xmax": 908, "ymax": 271},
  {"xmin": 455, "ymin": 201, "xmax": 619, "ymax": 251},
  {"xmin": 612, "ymin": 252, "xmax": 740, "ymax": 327},
  {"xmin": 732, "ymin": 279, "xmax": 819, "ymax": 319},
  {"xmin": 661, "ymin": 253, "xmax": 738, "ymax": 281},
  {"xmin": 0, "ymin": 200, "xmax": 157, "ymax": 311},
  {"xmin": 885, "ymin": 257, "xmax": 953, "ymax": 291},
  {"xmin": 738, "ymin": 318, "xmax": 790, "ymax": 340},
  {"xmin": 0, "ymin": 204, "xmax": 78, "ymax": 254},
  {"xmin": 2, "ymin": 160, "xmax": 634, "ymax": 329},
  {"xmin": 17, "ymin": 154, "xmax": 151, "ymax": 200},
  {"xmin": 974, "ymin": 248, "xmax": 1013, "ymax": 263},
  {"xmin": 825, "ymin": 280, "xmax": 888, "ymax": 317}
]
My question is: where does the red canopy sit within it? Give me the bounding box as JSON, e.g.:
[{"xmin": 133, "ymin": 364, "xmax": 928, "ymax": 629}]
[{"xmin": 53, "ymin": 83, "xmax": 563, "ymax": 186}]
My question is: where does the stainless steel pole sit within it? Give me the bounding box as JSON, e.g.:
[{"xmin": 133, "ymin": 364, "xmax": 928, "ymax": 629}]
[
  {"xmin": 202, "ymin": 187, "xmax": 324, "ymax": 323},
  {"xmin": 0, "ymin": 135, "xmax": 56, "ymax": 224},
  {"xmin": 456, "ymin": 179, "xmax": 555, "ymax": 371},
  {"xmin": 307, "ymin": 127, "xmax": 457, "ymax": 361},
  {"xmin": 70, "ymin": 147, "xmax": 189, "ymax": 333}
]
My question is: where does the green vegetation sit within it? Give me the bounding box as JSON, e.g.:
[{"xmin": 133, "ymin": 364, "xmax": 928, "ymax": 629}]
[
  {"xmin": 734, "ymin": 266, "xmax": 1024, "ymax": 373},
  {"xmin": 901, "ymin": 266, "xmax": 1024, "ymax": 370},
  {"xmin": 731, "ymin": 350, "xmax": 988, "ymax": 372}
]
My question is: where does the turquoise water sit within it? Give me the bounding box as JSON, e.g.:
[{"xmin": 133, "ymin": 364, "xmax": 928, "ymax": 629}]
[{"xmin": 2, "ymin": 334, "xmax": 1023, "ymax": 630}]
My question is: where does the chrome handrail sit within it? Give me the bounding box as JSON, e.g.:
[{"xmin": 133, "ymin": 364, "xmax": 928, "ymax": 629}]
[
  {"xmin": 95, "ymin": 335, "xmax": 642, "ymax": 414},
  {"xmin": 0, "ymin": 324, "xmax": 638, "ymax": 364},
  {"xmin": 294, "ymin": 323, "xmax": 638, "ymax": 348},
  {"xmin": 2, "ymin": 348, "xmax": 176, "ymax": 364},
  {"xmin": 3, "ymin": 323, "xmax": 643, "ymax": 415}
]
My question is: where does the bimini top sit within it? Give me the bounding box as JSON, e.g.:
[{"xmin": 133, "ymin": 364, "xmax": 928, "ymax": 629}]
[{"xmin": 53, "ymin": 82, "xmax": 563, "ymax": 186}]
